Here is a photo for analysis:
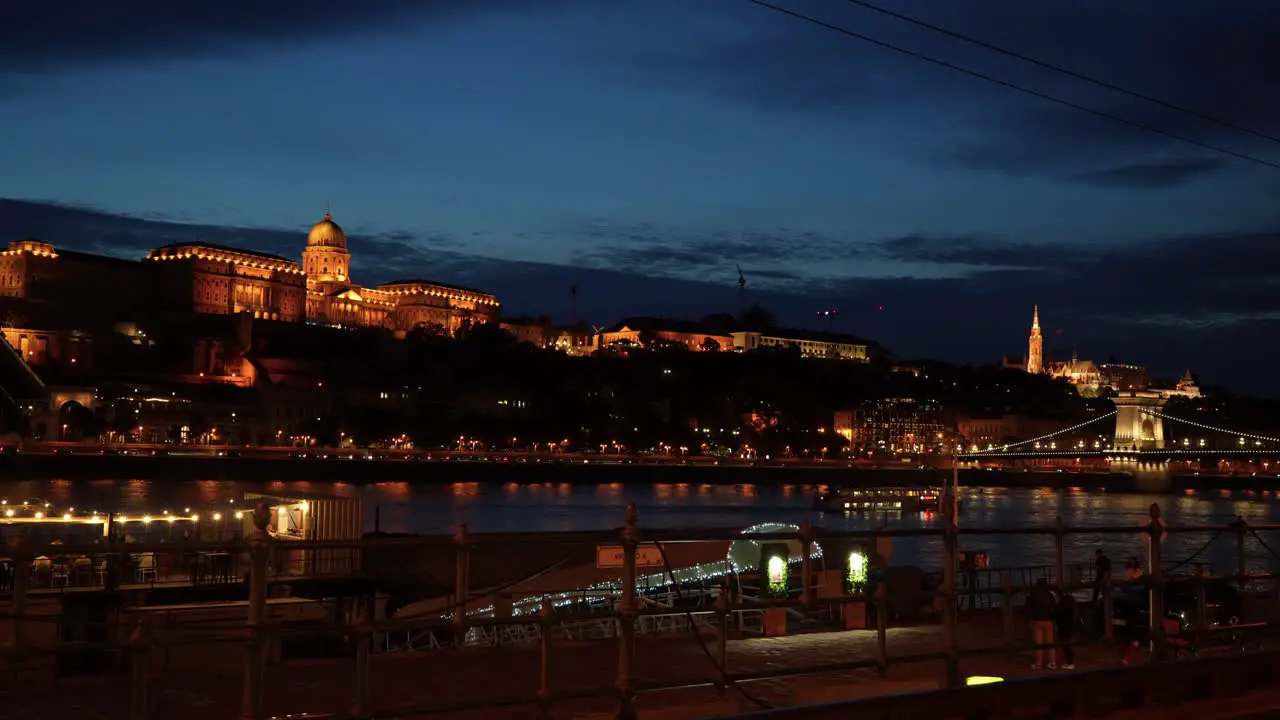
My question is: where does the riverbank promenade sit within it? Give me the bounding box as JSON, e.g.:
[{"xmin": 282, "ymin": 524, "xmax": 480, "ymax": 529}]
[{"xmin": 1, "ymin": 504, "xmax": 1280, "ymax": 718}]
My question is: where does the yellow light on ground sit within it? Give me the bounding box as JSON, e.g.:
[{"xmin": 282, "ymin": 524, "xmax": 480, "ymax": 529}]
[
  {"xmin": 767, "ymin": 555, "xmax": 786, "ymax": 584},
  {"xmin": 966, "ymin": 676, "xmax": 1004, "ymax": 686},
  {"xmin": 848, "ymin": 550, "xmax": 868, "ymax": 587}
]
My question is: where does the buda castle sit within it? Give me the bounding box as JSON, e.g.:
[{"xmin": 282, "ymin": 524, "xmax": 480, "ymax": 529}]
[{"xmin": 0, "ymin": 210, "xmax": 500, "ymax": 334}]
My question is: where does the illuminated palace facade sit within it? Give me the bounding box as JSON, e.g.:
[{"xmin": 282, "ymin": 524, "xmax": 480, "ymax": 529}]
[{"xmin": 0, "ymin": 211, "xmax": 499, "ymax": 333}]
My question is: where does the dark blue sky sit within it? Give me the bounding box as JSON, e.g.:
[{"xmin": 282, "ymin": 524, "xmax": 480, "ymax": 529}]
[{"xmin": 2, "ymin": 1, "xmax": 1280, "ymax": 391}]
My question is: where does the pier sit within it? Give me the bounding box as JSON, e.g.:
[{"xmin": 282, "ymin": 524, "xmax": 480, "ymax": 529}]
[{"xmin": 0, "ymin": 503, "xmax": 1279, "ymax": 718}]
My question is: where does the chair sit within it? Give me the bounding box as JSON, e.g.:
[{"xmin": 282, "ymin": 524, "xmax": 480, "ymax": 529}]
[{"xmin": 137, "ymin": 552, "xmax": 157, "ymax": 583}]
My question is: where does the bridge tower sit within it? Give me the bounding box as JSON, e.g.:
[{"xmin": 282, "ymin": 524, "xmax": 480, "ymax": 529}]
[{"xmin": 1111, "ymin": 391, "xmax": 1168, "ymax": 451}]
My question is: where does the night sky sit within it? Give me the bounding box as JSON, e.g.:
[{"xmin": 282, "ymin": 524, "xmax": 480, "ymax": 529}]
[{"xmin": 2, "ymin": 1, "xmax": 1279, "ymax": 391}]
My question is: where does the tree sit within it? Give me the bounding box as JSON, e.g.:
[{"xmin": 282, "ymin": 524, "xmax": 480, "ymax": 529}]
[
  {"xmin": 107, "ymin": 402, "xmax": 139, "ymax": 437},
  {"xmin": 699, "ymin": 313, "xmax": 738, "ymax": 334},
  {"xmin": 62, "ymin": 403, "xmax": 105, "ymax": 441},
  {"xmin": 701, "ymin": 337, "xmax": 721, "ymax": 352},
  {"xmin": 637, "ymin": 329, "xmax": 658, "ymax": 348},
  {"xmin": 410, "ymin": 322, "xmax": 449, "ymax": 339},
  {"xmin": 741, "ymin": 303, "xmax": 775, "ymax": 330}
]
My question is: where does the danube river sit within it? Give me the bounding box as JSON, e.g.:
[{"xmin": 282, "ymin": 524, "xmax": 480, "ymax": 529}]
[{"xmin": 4, "ymin": 478, "xmax": 1280, "ymax": 573}]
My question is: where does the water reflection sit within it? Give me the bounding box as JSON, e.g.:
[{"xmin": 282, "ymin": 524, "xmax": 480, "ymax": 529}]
[{"xmin": 0, "ymin": 479, "xmax": 1278, "ymax": 572}]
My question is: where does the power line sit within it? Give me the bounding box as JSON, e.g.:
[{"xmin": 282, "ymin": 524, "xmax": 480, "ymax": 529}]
[
  {"xmin": 744, "ymin": 0, "xmax": 1280, "ymax": 172},
  {"xmin": 838, "ymin": 0, "xmax": 1280, "ymax": 147}
]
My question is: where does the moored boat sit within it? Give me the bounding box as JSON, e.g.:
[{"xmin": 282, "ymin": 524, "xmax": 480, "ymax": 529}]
[{"xmin": 814, "ymin": 486, "xmax": 946, "ymax": 513}]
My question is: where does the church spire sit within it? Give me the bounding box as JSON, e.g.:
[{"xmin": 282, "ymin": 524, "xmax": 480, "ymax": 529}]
[{"xmin": 1027, "ymin": 304, "xmax": 1043, "ymax": 374}]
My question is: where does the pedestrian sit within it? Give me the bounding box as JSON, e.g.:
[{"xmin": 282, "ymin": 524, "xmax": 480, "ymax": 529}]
[
  {"xmin": 1028, "ymin": 577, "xmax": 1056, "ymax": 669},
  {"xmin": 1091, "ymin": 549, "xmax": 1112, "ymax": 603},
  {"xmin": 1054, "ymin": 590, "xmax": 1077, "ymax": 669}
]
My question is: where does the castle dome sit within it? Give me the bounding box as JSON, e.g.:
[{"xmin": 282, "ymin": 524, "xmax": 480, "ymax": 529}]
[{"xmin": 307, "ymin": 212, "xmax": 347, "ymax": 249}]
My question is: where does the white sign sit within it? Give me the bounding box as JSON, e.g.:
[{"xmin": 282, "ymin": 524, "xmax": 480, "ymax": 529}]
[{"xmin": 596, "ymin": 544, "xmax": 665, "ymax": 569}]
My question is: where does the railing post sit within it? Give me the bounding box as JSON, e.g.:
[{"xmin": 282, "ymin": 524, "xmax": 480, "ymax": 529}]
[
  {"xmin": 1233, "ymin": 515, "xmax": 1248, "ymax": 590},
  {"xmin": 8, "ymin": 550, "xmax": 29, "ymax": 658},
  {"xmin": 1053, "ymin": 517, "xmax": 1066, "ymax": 595},
  {"xmin": 352, "ymin": 624, "xmax": 371, "ymax": 719},
  {"xmin": 875, "ymin": 583, "xmax": 888, "ymax": 678},
  {"xmin": 616, "ymin": 502, "xmax": 638, "ymax": 720},
  {"xmin": 1001, "ymin": 572, "xmax": 1014, "ymax": 648},
  {"xmin": 942, "ymin": 506, "xmax": 960, "ymax": 687},
  {"xmin": 241, "ymin": 502, "xmax": 270, "ymax": 720},
  {"xmin": 1147, "ymin": 503, "xmax": 1165, "ymax": 662},
  {"xmin": 799, "ymin": 520, "xmax": 814, "ymax": 609},
  {"xmin": 1103, "ymin": 575, "xmax": 1115, "ymax": 644},
  {"xmin": 715, "ymin": 577, "xmax": 730, "ymax": 693},
  {"xmin": 454, "ymin": 522, "xmax": 470, "ymax": 647},
  {"xmin": 1194, "ymin": 565, "xmax": 1207, "ymax": 647},
  {"xmin": 538, "ymin": 602, "xmax": 553, "ymax": 717},
  {"xmin": 130, "ymin": 639, "xmax": 149, "ymax": 720}
]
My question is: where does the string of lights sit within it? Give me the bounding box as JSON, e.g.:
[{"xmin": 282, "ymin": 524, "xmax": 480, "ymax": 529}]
[
  {"xmin": 1139, "ymin": 409, "xmax": 1280, "ymax": 445},
  {"xmin": 836, "ymin": 0, "xmax": 1280, "ymax": 147},
  {"xmin": 980, "ymin": 411, "xmax": 1117, "ymax": 453},
  {"xmin": 743, "ymin": 0, "xmax": 1280, "ymax": 172}
]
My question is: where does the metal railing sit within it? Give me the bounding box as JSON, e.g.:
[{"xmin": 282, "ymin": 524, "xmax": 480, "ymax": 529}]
[{"xmin": 0, "ymin": 503, "xmax": 1277, "ymax": 719}]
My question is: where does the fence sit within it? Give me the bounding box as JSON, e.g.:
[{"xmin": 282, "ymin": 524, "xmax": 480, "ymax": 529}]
[{"xmin": 0, "ymin": 502, "xmax": 1278, "ymax": 719}]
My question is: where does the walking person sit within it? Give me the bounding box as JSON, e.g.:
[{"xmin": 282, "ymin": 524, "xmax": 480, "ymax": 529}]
[
  {"xmin": 1054, "ymin": 589, "xmax": 1077, "ymax": 669},
  {"xmin": 1091, "ymin": 549, "xmax": 1112, "ymax": 604},
  {"xmin": 1028, "ymin": 578, "xmax": 1057, "ymax": 670}
]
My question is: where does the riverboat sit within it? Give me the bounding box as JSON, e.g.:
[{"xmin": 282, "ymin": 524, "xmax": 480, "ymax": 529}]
[{"xmin": 814, "ymin": 486, "xmax": 947, "ymax": 513}]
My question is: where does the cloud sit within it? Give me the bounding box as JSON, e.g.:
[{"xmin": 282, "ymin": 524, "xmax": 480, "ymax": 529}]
[
  {"xmin": 0, "ymin": 1, "xmax": 562, "ymax": 78},
  {"xmin": 3, "ymin": 197, "xmax": 1280, "ymax": 393},
  {"xmin": 928, "ymin": 3, "xmax": 1280, "ymax": 181},
  {"xmin": 0, "ymin": 198, "xmax": 462, "ymax": 285},
  {"xmin": 629, "ymin": 1, "xmax": 1280, "ymax": 186},
  {"xmin": 1068, "ymin": 159, "xmax": 1228, "ymax": 189},
  {"xmin": 573, "ymin": 221, "xmax": 842, "ymax": 285}
]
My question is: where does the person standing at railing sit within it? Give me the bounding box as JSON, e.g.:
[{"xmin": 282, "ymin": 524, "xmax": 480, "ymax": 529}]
[
  {"xmin": 1092, "ymin": 549, "xmax": 1112, "ymax": 604},
  {"xmin": 1028, "ymin": 577, "xmax": 1057, "ymax": 670}
]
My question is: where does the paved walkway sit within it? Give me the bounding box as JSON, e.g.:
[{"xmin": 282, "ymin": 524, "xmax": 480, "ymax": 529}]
[{"xmin": 0, "ymin": 615, "xmax": 1146, "ymax": 719}]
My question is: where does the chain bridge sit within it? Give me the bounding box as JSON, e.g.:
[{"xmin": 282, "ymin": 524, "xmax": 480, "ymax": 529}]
[{"xmin": 957, "ymin": 391, "xmax": 1280, "ymax": 474}]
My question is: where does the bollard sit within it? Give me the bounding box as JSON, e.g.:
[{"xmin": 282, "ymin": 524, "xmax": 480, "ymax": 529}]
[
  {"xmin": 616, "ymin": 503, "xmax": 639, "ymax": 720},
  {"xmin": 241, "ymin": 502, "xmax": 271, "ymax": 720}
]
